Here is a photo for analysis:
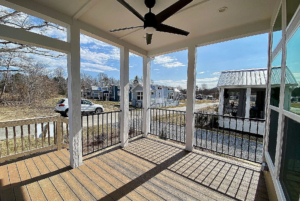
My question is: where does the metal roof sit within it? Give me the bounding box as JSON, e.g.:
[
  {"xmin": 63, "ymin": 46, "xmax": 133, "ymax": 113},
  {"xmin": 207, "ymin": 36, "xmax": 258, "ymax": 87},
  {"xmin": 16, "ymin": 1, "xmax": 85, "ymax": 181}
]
[
  {"xmin": 217, "ymin": 68, "xmax": 268, "ymax": 87},
  {"xmin": 217, "ymin": 67, "xmax": 299, "ymax": 88},
  {"xmin": 271, "ymin": 67, "xmax": 298, "ymax": 86}
]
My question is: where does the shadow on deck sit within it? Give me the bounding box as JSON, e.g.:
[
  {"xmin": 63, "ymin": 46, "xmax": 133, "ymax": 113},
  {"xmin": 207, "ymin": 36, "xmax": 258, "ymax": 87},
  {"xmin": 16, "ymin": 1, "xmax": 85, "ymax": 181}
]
[{"xmin": 0, "ymin": 136, "xmax": 269, "ymax": 201}]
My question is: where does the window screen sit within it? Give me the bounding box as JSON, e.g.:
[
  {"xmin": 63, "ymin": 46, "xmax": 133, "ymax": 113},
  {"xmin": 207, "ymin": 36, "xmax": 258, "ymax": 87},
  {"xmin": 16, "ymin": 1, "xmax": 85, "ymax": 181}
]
[
  {"xmin": 268, "ymin": 110, "xmax": 279, "ymax": 165},
  {"xmin": 280, "ymin": 117, "xmax": 300, "ymax": 201}
]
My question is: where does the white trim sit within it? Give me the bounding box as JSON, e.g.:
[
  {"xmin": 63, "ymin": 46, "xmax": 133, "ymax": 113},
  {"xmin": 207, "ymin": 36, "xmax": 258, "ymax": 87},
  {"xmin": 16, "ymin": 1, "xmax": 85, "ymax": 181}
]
[
  {"xmin": 218, "ymin": 85, "xmax": 266, "ymax": 89},
  {"xmin": 148, "ymin": 19, "xmax": 270, "ymax": 57},
  {"xmin": 272, "ymin": 39, "xmax": 283, "ymax": 60},
  {"xmin": 73, "ymin": 0, "xmax": 100, "ymax": 19},
  {"xmin": 270, "ymin": 105, "xmax": 280, "ymax": 112},
  {"xmin": 0, "ymin": 24, "xmax": 70, "ymax": 53},
  {"xmin": 283, "ymin": 110, "xmax": 300, "ymax": 124},
  {"xmin": 0, "ymin": 0, "xmax": 147, "ymax": 57},
  {"xmin": 265, "ymin": 152, "xmax": 287, "ymax": 201}
]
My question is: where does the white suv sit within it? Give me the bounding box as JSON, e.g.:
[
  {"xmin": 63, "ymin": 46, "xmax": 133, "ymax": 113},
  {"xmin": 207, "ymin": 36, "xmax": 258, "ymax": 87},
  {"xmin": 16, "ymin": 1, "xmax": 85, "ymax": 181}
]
[{"xmin": 55, "ymin": 98, "xmax": 105, "ymax": 117}]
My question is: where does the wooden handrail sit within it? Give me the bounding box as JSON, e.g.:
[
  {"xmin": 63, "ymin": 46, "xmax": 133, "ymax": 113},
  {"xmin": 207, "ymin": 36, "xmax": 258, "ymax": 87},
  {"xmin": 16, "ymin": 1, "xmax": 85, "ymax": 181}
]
[{"xmin": 0, "ymin": 115, "xmax": 69, "ymax": 163}]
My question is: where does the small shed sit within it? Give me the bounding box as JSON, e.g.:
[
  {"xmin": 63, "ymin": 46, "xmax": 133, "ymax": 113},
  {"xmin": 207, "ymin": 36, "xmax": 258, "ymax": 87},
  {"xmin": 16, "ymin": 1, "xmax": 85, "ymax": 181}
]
[{"xmin": 218, "ymin": 68, "xmax": 268, "ymax": 119}]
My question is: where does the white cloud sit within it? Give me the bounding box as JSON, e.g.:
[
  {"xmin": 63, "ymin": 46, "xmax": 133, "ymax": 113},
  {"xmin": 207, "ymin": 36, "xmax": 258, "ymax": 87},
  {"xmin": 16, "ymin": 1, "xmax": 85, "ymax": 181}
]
[
  {"xmin": 198, "ymin": 71, "xmax": 205, "ymax": 74},
  {"xmin": 130, "ymin": 65, "xmax": 134, "ymax": 68},
  {"xmin": 196, "ymin": 77, "xmax": 219, "ymax": 82},
  {"xmin": 153, "ymin": 55, "xmax": 185, "ymax": 68},
  {"xmin": 153, "ymin": 69, "xmax": 159, "ymax": 71},
  {"xmin": 81, "ymin": 62, "xmax": 119, "ymax": 72},
  {"xmin": 212, "ymin": 71, "xmax": 221, "ymax": 75},
  {"xmin": 80, "ymin": 34, "xmax": 110, "ymax": 47}
]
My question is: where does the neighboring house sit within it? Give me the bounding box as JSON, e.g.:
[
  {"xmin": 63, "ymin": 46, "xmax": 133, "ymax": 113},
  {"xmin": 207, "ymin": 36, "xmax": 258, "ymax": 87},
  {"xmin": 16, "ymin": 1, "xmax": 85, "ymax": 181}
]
[
  {"xmin": 217, "ymin": 67, "xmax": 298, "ymax": 135},
  {"xmin": 81, "ymin": 86, "xmax": 101, "ymax": 99},
  {"xmin": 100, "ymin": 85, "xmax": 119, "ymax": 101},
  {"xmin": 131, "ymin": 83, "xmax": 180, "ymax": 108}
]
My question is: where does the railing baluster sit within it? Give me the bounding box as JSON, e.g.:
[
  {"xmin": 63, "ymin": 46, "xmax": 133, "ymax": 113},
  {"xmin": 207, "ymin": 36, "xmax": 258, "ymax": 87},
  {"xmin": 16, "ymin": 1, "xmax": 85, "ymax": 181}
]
[
  {"xmin": 241, "ymin": 118, "xmax": 245, "ymax": 159},
  {"xmin": 28, "ymin": 125, "xmax": 31, "ymax": 151},
  {"xmin": 81, "ymin": 115, "xmax": 83, "ymax": 155},
  {"xmin": 102, "ymin": 113, "xmax": 104, "ymax": 148},
  {"xmin": 21, "ymin": 125, "xmax": 24, "ymax": 152},
  {"xmin": 206, "ymin": 114, "xmax": 208, "ymax": 149},
  {"xmin": 115, "ymin": 112, "xmax": 116, "ymax": 144},
  {"xmin": 180, "ymin": 111, "xmax": 182, "ymax": 142},
  {"xmin": 6, "ymin": 127, "xmax": 9, "ymax": 156},
  {"xmin": 228, "ymin": 117, "xmax": 231, "ymax": 155},
  {"xmin": 255, "ymin": 120, "xmax": 259, "ymax": 162},
  {"xmin": 13, "ymin": 126, "xmax": 16, "ymax": 154},
  {"xmin": 67, "ymin": 123, "xmax": 69, "ymax": 144},
  {"xmin": 248, "ymin": 119, "xmax": 251, "ymax": 160},
  {"xmin": 92, "ymin": 114, "xmax": 94, "ymax": 153},
  {"xmin": 35, "ymin": 123, "xmax": 38, "ymax": 149},
  {"xmin": 176, "ymin": 111, "xmax": 178, "ymax": 141},
  {"xmin": 222, "ymin": 116, "xmax": 224, "ymax": 153},
  {"xmin": 111, "ymin": 112, "xmax": 112, "ymax": 145},
  {"xmin": 234, "ymin": 117, "xmax": 237, "ymax": 157},
  {"xmin": 106, "ymin": 113, "xmax": 108, "ymax": 147},
  {"xmin": 48, "ymin": 122, "xmax": 50, "ymax": 146},
  {"xmin": 41, "ymin": 123, "xmax": 44, "ymax": 147},
  {"xmin": 87, "ymin": 115, "xmax": 89, "ymax": 153}
]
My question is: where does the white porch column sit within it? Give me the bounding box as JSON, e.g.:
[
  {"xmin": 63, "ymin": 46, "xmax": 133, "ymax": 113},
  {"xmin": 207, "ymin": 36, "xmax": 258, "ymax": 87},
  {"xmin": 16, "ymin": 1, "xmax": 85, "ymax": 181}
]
[
  {"xmin": 143, "ymin": 57, "xmax": 151, "ymax": 137},
  {"xmin": 120, "ymin": 47, "xmax": 129, "ymax": 147},
  {"xmin": 218, "ymin": 88, "xmax": 224, "ymax": 115},
  {"xmin": 185, "ymin": 45, "xmax": 197, "ymax": 152},
  {"xmin": 245, "ymin": 88, "xmax": 251, "ymax": 118},
  {"xmin": 67, "ymin": 20, "xmax": 82, "ymax": 168}
]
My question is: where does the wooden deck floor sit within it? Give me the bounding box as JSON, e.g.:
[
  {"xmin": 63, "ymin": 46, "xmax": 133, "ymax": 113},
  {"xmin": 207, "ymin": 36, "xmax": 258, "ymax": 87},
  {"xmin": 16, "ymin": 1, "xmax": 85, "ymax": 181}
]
[{"xmin": 0, "ymin": 137, "xmax": 269, "ymax": 201}]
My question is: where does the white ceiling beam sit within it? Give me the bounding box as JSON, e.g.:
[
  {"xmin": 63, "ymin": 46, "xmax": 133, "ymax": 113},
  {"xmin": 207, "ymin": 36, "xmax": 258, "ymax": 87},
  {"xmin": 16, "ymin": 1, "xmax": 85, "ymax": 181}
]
[
  {"xmin": 73, "ymin": 0, "xmax": 100, "ymax": 20},
  {"xmin": 0, "ymin": 0, "xmax": 148, "ymax": 56},
  {"xmin": 79, "ymin": 22, "xmax": 147, "ymax": 57},
  {"xmin": 0, "ymin": 24, "xmax": 71, "ymax": 53},
  {"xmin": 147, "ymin": 19, "xmax": 271, "ymax": 57}
]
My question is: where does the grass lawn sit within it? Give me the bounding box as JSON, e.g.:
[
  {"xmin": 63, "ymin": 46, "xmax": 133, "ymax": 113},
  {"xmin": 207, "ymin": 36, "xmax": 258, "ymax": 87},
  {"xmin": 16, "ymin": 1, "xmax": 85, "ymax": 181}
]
[{"xmin": 291, "ymin": 103, "xmax": 300, "ymax": 108}]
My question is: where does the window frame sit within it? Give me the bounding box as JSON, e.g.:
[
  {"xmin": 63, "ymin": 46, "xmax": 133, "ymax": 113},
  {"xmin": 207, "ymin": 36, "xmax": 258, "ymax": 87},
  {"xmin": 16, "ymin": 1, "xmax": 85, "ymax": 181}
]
[
  {"xmin": 265, "ymin": 1, "xmax": 300, "ymax": 200},
  {"xmin": 137, "ymin": 92, "xmax": 143, "ymax": 100}
]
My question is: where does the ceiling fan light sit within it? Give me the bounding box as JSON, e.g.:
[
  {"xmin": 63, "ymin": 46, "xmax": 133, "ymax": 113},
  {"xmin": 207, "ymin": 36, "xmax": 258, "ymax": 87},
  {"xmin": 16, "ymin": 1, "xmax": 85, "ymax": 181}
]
[{"xmin": 144, "ymin": 27, "xmax": 156, "ymax": 34}]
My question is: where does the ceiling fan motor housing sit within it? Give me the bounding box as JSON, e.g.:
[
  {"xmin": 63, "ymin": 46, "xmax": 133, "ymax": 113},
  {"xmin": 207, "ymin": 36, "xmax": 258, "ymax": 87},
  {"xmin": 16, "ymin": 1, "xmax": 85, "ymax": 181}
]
[
  {"xmin": 144, "ymin": 12, "xmax": 157, "ymax": 29},
  {"xmin": 145, "ymin": 0, "xmax": 156, "ymax": 9}
]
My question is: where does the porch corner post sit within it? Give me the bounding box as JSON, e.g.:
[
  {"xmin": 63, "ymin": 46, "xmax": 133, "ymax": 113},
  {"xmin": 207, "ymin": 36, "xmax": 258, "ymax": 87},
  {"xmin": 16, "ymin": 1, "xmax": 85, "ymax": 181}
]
[
  {"xmin": 245, "ymin": 88, "xmax": 251, "ymax": 118},
  {"xmin": 120, "ymin": 46, "xmax": 129, "ymax": 147},
  {"xmin": 143, "ymin": 57, "xmax": 151, "ymax": 137},
  {"xmin": 185, "ymin": 45, "xmax": 197, "ymax": 152},
  {"xmin": 67, "ymin": 19, "xmax": 82, "ymax": 168}
]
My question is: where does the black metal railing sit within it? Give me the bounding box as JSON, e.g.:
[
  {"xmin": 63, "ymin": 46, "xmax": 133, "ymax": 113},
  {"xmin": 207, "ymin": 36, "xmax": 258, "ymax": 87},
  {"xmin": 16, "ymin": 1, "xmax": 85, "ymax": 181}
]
[
  {"xmin": 150, "ymin": 108, "xmax": 186, "ymax": 142},
  {"xmin": 149, "ymin": 108, "xmax": 265, "ymax": 163},
  {"xmin": 81, "ymin": 111, "xmax": 121, "ymax": 156},
  {"xmin": 194, "ymin": 113, "xmax": 265, "ymax": 163},
  {"xmin": 129, "ymin": 108, "xmax": 144, "ymax": 139}
]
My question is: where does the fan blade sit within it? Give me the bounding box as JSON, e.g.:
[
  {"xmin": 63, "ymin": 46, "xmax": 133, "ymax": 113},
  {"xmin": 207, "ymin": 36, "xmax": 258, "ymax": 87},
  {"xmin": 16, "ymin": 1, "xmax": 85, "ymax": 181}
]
[
  {"xmin": 156, "ymin": 0, "xmax": 193, "ymax": 23},
  {"xmin": 157, "ymin": 24, "xmax": 189, "ymax": 36},
  {"xmin": 146, "ymin": 33, "xmax": 152, "ymax": 45},
  {"xmin": 109, "ymin": 26, "xmax": 143, "ymax": 32},
  {"xmin": 117, "ymin": 0, "xmax": 144, "ymax": 21}
]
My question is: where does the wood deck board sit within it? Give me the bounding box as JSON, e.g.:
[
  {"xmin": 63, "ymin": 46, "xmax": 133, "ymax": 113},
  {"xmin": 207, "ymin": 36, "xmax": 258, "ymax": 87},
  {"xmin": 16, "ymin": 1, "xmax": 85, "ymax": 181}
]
[{"xmin": 0, "ymin": 137, "xmax": 269, "ymax": 201}]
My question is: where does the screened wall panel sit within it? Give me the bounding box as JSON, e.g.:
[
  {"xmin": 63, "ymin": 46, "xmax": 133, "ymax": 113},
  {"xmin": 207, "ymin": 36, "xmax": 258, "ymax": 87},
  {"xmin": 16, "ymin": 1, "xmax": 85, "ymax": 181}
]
[
  {"xmin": 280, "ymin": 117, "xmax": 300, "ymax": 201},
  {"xmin": 268, "ymin": 110, "xmax": 279, "ymax": 165}
]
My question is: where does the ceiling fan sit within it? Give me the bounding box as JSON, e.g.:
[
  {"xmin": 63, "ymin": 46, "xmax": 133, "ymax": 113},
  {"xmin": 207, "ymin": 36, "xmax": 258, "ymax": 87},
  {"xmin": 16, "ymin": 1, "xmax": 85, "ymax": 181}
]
[{"xmin": 110, "ymin": 0, "xmax": 193, "ymax": 45}]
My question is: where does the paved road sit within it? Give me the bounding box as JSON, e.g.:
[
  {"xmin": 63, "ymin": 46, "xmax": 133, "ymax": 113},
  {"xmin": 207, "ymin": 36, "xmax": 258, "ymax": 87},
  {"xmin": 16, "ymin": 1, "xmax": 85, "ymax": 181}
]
[{"xmin": 1, "ymin": 103, "xmax": 218, "ymax": 140}]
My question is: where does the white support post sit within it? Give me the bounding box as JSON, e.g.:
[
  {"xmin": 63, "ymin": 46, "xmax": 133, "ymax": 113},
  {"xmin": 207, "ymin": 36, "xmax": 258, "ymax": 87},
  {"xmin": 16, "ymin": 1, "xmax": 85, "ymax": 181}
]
[
  {"xmin": 218, "ymin": 88, "xmax": 224, "ymax": 116},
  {"xmin": 245, "ymin": 88, "xmax": 251, "ymax": 118},
  {"xmin": 67, "ymin": 20, "xmax": 82, "ymax": 168},
  {"xmin": 143, "ymin": 57, "xmax": 151, "ymax": 137},
  {"xmin": 185, "ymin": 45, "xmax": 197, "ymax": 152},
  {"xmin": 120, "ymin": 46, "xmax": 129, "ymax": 147}
]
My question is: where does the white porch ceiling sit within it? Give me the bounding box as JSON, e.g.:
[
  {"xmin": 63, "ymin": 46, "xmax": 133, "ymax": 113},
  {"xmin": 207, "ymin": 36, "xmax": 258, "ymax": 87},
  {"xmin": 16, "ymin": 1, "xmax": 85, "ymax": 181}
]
[{"xmin": 4, "ymin": 0, "xmax": 275, "ymax": 56}]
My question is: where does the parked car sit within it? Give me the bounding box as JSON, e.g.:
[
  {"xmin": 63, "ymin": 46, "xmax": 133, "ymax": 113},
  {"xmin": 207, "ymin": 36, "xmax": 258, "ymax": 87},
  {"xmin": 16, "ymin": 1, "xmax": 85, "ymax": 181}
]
[{"xmin": 55, "ymin": 98, "xmax": 105, "ymax": 117}]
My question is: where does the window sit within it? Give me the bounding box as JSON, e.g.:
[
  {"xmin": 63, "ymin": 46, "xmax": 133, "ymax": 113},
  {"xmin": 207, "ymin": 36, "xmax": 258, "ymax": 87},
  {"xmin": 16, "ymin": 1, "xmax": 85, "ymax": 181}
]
[
  {"xmin": 280, "ymin": 117, "xmax": 300, "ymax": 201},
  {"xmin": 137, "ymin": 92, "xmax": 143, "ymax": 100},
  {"xmin": 223, "ymin": 89, "xmax": 246, "ymax": 117},
  {"xmin": 151, "ymin": 92, "xmax": 154, "ymax": 95},
  {"xmin": 168, "ymin": 93, "xmax": 174, "ymax": 99},
  {"xmin": 249, "ymin": 89, "xmax": 266, "ymax": 119},
  {"xmin": 158, "ymin": 87, "xmax": 162, "ymax": 90},
  {"xmin": 268, "ymin": 110, "xmax": 279, "ymax": 165},
  {"xmin": 270, "ymin": 52, "xmax": 282, "ymax": 107},
  {"xmin": 284, "ymin": 25, "xmax": 300, "ymax": 116},
  {"xmin": 273, "ymin": 6, "xmax": 282, "ymax": 50}
]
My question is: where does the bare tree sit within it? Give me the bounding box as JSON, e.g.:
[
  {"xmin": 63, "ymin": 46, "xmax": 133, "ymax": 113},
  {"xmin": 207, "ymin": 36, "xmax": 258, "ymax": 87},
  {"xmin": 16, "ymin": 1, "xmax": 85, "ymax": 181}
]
[
  {"xmin": 53, "ymin": 67, "xmax": 67, "ymax": 95},
  {"xmin": 0, "ymin": 6, "xmax": 65, "ymax": 102}
]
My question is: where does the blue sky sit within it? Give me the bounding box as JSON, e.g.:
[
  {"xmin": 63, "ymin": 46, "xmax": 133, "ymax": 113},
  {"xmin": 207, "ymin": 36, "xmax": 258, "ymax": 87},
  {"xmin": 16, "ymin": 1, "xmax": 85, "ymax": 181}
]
[{"xmin": 0, "ymin": 5, "xmax": 270, "ymax": 89}]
